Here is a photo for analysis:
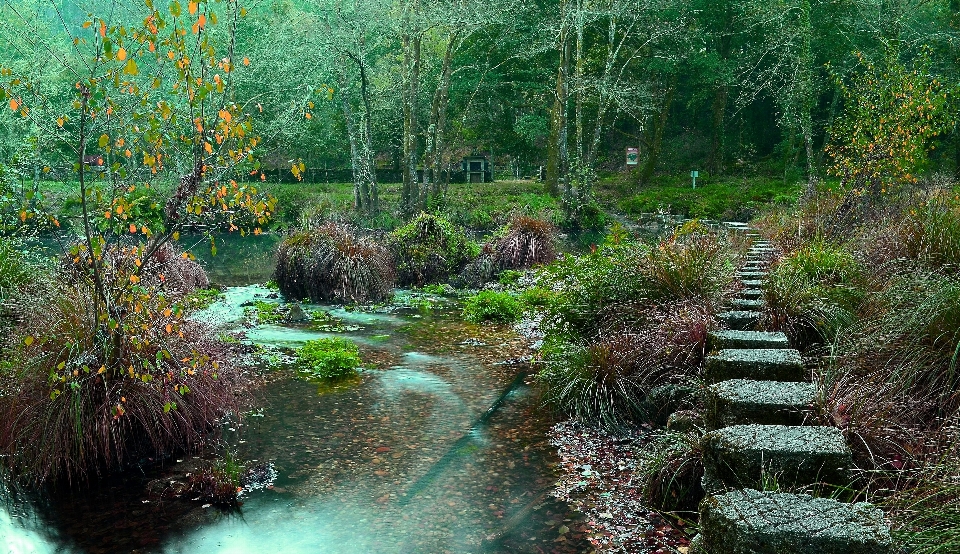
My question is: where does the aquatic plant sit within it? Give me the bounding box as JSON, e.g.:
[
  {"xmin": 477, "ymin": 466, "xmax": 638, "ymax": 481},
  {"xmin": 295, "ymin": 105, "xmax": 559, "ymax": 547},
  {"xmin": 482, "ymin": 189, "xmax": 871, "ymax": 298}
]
[
  {"xmin": 462, "ymin": 290, "xmax": 523, "ymax": 323},
  {"xmin": 296, "ymin": 337, "xmax": 361, "ymax": 380},
  {"xmin": 275, "ymin": 222, "xmax": 395, "ymax": 303},
  {"xmin": 388, "ymin": 212, "xmax": 476, "ymax": 286}
]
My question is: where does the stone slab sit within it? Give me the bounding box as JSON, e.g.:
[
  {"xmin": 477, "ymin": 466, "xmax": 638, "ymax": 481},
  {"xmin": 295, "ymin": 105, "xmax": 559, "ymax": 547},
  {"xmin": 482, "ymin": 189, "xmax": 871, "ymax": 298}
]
[
  {"xmin": 708, "ymin": 330, "xmax": 789, "ymax": 350},
  {"xmin": 741, "ymin": 279, "xmax": 764, "ymax": 287},
  {"xmin": 732, "ymin": 298, "xmax": 765, "ymax": 310},
  {"xmin": 698, "ymin": 489, "xmax": 891, "ymax": 554},
  {"xmin": 706, "ymin": 379, "xmax": 815, "ymax": 429},
  {"xmin": 704, "ymin": 348, "xmax": 805, "ymax": 383},
  {"xmin": 739, "ymin": 289, "xmax": 764, "ymax": 300},
  {"xmin": 737, "ymin": 271, "xmax": 768, "ymax": 279},
  {"xmin": 702, "ymin": 424, "xmax": 851, "ymax": 490},
  {"xmin": 719, "ymin": 311, "xmax": 760, "ymax": 331}
]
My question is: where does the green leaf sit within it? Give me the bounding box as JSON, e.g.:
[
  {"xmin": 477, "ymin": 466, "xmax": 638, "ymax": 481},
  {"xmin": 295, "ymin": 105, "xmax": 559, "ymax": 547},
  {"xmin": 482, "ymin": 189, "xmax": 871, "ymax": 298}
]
[
  {"xmin": 124, "ymin": 58, "xmax": 139, "ymax": 76},
  {"xmin": 170, "ymin": 0, "xmax": 181, "ymax": 17}
]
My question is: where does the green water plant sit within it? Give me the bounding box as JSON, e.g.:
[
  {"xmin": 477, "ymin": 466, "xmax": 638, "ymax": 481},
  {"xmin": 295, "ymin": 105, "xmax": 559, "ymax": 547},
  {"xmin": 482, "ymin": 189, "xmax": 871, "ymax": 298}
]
[
  {"xmin": 295, "ymin": 337, "xmax": 361, "ymax": 380},
  {"xmin": 462, "ymin": 290, "xmax": 523, "ymax": 323}
]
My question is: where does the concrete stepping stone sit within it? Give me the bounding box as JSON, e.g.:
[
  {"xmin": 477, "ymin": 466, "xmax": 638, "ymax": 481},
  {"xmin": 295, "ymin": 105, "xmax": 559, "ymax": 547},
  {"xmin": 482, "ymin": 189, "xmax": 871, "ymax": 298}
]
[
  {"xmin": 694, "ymin": 489, "xmax": 891, "ymax": 554},
  {"xmin": 732, "ymin": 298, "xmax": 765, "ymax": 310},
  {"xmin": 702, "ymin": 424, "xmax": 851, "ymax": 490},
  {"xmin": 739, "ymin": 289, "xmax": 763, "ymax": 300},
  {"xmin": 718, "ymin": 311, "xmax": 760, "ymax": 331},
  {"xmin": 705, "ymin": 379, "xmax": 815, "ymax": 429},
  {"xmin": 705, "ymin": 348, "xmax": 805, "ymax": 383},
  {"xmin": 741, "ymin": 279, "xmax": 764, "ymax": 287},
  {"xmin": 708, "ymin": 330, "xmax": 789, "ymax": 350},
  {"xmin": 736, "ymin": 271, "xmax": 768, "ymax": 279}
]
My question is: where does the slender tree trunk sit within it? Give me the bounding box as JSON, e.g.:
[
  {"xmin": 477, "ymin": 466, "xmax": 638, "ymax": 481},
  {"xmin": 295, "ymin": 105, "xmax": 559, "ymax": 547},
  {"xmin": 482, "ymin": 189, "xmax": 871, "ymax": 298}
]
[
  {"xmin": 428, "ymin": 30, "xmax": 458, "ymax": 207},
  {"xmin": 401, "ymin": 19, "xmax": 422, "ymax": 215},
  {"xmin": 709, "ymin": 86, "xmax": 728, "ymax": 174},
  {"xmin": 640, "ymin": 77, "xmax": 677, "ymax": 185},
  {"xmin": 546, "ymin": 1, "xmax": 571, "ymax": 195},
  {"xmin": 338, "ymin": 65, "xmax": 366, "ymax": 212}
]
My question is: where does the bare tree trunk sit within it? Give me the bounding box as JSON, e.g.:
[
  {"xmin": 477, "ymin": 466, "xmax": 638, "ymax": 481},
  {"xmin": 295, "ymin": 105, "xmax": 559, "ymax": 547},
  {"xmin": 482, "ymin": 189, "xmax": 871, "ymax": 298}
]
[
  {"xmin": 338, "ymin": 64, "xmax": 367, "ymax": 212},
  {"xmin": 427, "ymin": 30, "xmax": 458, "ymax": 208},
  {"xmin": 546, "ymin": 0, "xmax": 571, "ymax": 196},
  {"xmin": 640, "ymin": 76, "xmax": 677, "ymax": 185},
  {"xmin": 401, "ymin": 13, "xmax": 422, "ymax": 216}
]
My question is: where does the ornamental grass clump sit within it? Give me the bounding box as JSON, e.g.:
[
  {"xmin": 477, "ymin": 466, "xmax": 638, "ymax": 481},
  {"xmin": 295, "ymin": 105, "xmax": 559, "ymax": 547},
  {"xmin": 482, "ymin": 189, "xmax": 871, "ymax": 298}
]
[
  {"xmin": 275, "ymin": 222, "xmax": 394, "ymax": 303},
  {"xmin": 763, "ymin": 239, "xmax": 865, "ymax": 350},
  {"xmin": 388, "ymin": 212, "xmax": 475, "ymax": 286},
  {"xmin": 643, "ymin": 220, "xmax": 734, "ymax": 304},
  {"xmin": 0, "ymin": 271, "xmax": 244, "ymax": 486},
  {"xmin": 490, "ymin": 216, "xmax": 557, "ymax": 271}
]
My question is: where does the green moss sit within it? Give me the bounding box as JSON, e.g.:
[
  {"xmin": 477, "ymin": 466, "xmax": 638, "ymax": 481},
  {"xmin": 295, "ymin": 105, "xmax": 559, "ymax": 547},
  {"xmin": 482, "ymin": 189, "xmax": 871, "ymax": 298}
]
[{"xmin": 244, "ymin": 300, "xmax": 284, "ymax": 324}]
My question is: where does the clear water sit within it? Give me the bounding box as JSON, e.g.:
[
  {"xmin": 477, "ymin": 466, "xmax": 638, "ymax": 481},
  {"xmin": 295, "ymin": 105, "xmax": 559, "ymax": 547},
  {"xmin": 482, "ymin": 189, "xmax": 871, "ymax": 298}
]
[{"xmin": 1, "ymin": 238, "xmax": 585, "ymax": 554}]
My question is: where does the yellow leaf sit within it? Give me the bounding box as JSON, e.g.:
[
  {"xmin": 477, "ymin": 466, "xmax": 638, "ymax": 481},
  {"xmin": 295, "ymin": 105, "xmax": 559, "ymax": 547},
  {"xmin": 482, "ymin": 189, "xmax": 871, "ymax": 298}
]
[
  {"xmin": 124, "ymin": 58, "xmax": 139, "ymax": 75},
  {"xmin": 130, "ymin": 274, "xmax": 140, "ymax": 283},
  {"xmin": 24, "ymin": 336, "xmax": 34, "ymax": 346},
  {"xmin": 204, "ymin": 141, "xmax": 213, "ymax": 154},
  {"xmin": 98, "ymin": 134, "xmax": 109, "ymax": 147},
  {"xmin": 218, "ymin": 109, "xmax": 232, "ymax": 123},
  {"xmin": 189, "ymin": 1, "xmax": 198, "ymax": 15},
  {"xmin": 116, "ymin": 47, "xmax": 127, "ymax": 61}
]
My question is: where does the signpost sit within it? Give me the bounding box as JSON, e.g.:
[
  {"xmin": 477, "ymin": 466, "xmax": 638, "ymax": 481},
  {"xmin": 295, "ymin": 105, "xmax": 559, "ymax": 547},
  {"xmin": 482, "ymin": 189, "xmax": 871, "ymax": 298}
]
[
  {"xmin": 626, "ymin": 147, "xmax": 639, "ymax": 166},
  {"xmin": 691, "ymin": 170, "xmax": 699, "ymax": 189}
]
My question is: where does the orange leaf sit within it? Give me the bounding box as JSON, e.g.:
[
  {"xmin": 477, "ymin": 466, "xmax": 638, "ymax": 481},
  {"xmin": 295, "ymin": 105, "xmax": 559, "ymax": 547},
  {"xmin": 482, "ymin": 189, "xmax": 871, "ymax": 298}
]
[
  {"xmin": 242, "ymin": 57, "xmax": 250, "ymax": 66},
  {"xmin": 129, "ymin": 223, "xmax": 137, "ymax": 234},
  {"xmin": 116, "ymin": 47, "xmax": 127, "ymax": 61},
  {"xmin": 189, "ymin": 1, "xmax": 198, "ymax": 15},
  {"xmin": 9, "ymin": 98, "xmax": 19, "ymax": 111},
  {"xmin": 99, "ymin": 20, "xmax": 106, "ymax": 37}
]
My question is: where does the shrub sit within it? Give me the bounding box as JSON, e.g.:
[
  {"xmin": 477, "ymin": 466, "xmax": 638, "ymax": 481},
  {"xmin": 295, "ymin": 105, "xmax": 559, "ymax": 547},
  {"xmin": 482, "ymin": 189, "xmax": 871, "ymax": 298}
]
[
  {"xmin": 295, "ymin": 337, "xmax": 361, "ymax": 380},
  {"xmin": 0, "ymin": 278, "xmax": 245, "ymax": 486},
  {"xmin": 275, "ymin": 222, "xmax": 394, "ymax": 303},
  {"xmin": 901, "ymin": 196, "xmax": 960, "ymax": 270},
  {"xmin": 462, "ymin": 290, "xmax": 523, "ymax": 323},
  {"xmin": 388, "ymin": 212, "xmax": 476, "ymax": 286}
]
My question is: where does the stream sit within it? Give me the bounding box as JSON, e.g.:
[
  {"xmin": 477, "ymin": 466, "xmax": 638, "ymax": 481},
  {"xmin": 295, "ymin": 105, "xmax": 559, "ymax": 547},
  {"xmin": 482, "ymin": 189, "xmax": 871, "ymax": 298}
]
[{"xmin": 0, "ymin": 235, "xmax": 589, "ymax": 554}]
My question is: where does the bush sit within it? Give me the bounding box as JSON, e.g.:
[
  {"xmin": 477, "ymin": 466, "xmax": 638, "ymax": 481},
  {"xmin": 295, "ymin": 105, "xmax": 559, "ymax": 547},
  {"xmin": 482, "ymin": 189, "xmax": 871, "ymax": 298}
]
[
  {"xmin": 388, "ymin": 212, "xmax": 476, "ymax": 286},
  {"xmin": 639, "ymin": 430, "xmax": 705, "ymax": 514},
  {"xmin": 0, "ymin": 277, "xmax": 244, "ymax": 486},
  {"xmin": 295, "ymin": 337, "xmax": 361, "ymax": 380},
  {"xmin": 275, "ymin": 222, "xmax": 395, "ymax": 303},
  {"xmin": 462, "ymin": 290, "xmax": 523, "ymax": 323},
  {"xmin": 644, "ymin": 221, "xmax": 733, "ymax": 303}
]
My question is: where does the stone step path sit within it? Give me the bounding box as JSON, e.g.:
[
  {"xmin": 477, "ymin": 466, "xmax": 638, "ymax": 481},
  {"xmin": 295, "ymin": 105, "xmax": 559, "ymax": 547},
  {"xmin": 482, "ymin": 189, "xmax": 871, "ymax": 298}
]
[
  {"xmin": 705, "ymin": 379, "xmax": 815, "ymax": 429},
  {"xmin": 689, "ymin": 225, "xmax": 891, "ymax": 553}
]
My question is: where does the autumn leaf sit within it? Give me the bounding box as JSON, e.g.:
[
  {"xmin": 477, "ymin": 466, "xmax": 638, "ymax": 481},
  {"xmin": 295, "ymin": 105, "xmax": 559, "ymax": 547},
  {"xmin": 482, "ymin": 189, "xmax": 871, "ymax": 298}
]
[
  {"xmin": 189, "ymin": 1, "xmax": 198, "ymax": 15},
  {"xmin": 9, "ymin": 98, "xmax": 19, "ymax": 111},
  {"xmin": 23, "ymin": 336, "xmax": 34, "ymax": 346},
  {"xmin": 124, "ymin": 58, "xmax": 139, "ymax": 75},
  {"xmin": 98, "ymin": 134, "xmax": 109, "ymax": 147},
  {"xmin": 116, "ymin": 47, "xmax": 127, "ymax": 61}
]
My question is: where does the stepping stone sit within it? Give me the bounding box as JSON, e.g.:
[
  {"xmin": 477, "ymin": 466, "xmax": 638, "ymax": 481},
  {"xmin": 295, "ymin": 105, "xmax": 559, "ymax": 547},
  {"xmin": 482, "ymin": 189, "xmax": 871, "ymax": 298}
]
[
  {"xmin": 737, "ymin": 271, "xmax": 768, "ymax": 279},
  {"xmin": 705, "ymin": 379, "xmax": 815, "ymax": 429},
  {"xmin": 704, "ymin": 348, "xmax": 805, "ymax": 383},
  {"xmin": 719, "ymin": 311, "xmax": 760, "ymax": 331},
  {"xmin": 701, "ymin": 424, "xmax": 851, "ymax": 490},
  {"xmin": 696, "ymin": 489, "xmax": 891, "ymax": 554},
  {"xmin": 739, "ymin": 289, "xmax": 763, "ymax": 300},
  {"xmin": 741, "ymin": 279, "xmax": 764, "ymax": 288},
  {"xmin": 732, "ymin": 298, "xmax": 764, "ymax": 310},
  {"xmin": 708, "ymin": 330, "xmax": 789, "ymax": 350}
]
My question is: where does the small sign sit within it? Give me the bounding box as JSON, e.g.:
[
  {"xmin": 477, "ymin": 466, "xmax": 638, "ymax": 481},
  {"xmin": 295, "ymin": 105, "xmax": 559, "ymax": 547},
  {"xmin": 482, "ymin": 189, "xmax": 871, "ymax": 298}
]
[
  {"xmin": 626, "ymin": 147, "xmax": 639, "ymax": 166},
  {"xmin": 691, "ymin": 170, "xmax": 699, "ymax": 189}
]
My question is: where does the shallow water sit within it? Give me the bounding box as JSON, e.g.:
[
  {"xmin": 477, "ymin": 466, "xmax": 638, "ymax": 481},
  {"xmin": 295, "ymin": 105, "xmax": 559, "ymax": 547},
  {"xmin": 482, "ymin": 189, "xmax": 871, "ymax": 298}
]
[{"xmin": 1, "ymin": 279, "xmax": 586, "ymax": 553}]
